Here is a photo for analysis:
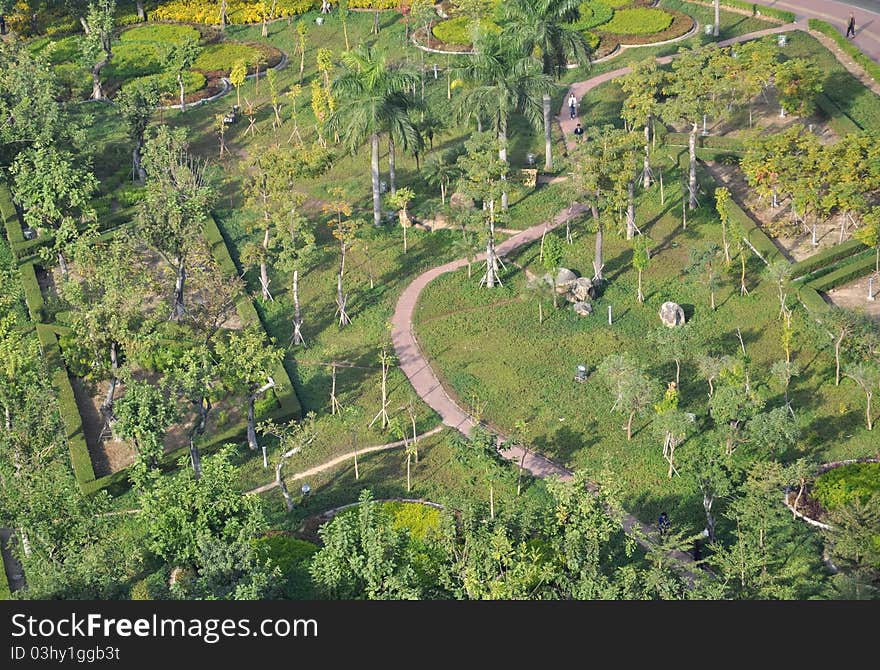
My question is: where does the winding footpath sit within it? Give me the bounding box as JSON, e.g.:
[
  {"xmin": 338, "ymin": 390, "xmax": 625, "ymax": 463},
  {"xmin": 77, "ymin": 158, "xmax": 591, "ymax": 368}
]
[{"xmin": 389, "ymin": 18, "xmax": 880, "ymax": 569}]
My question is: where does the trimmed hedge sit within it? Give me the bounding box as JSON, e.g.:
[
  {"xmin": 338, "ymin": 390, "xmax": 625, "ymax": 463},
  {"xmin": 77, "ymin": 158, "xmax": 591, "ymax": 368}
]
[
  {"xmin": 790, "ymin": 239, "xmax": 867, "ymax": 281},
  {"xmin": 36, "ymin": 325, "xmax": 97, "ymax": 492},
  {"xmin": 19, "ymin": 264, "xmax": 45, "ymax": 323},
  {"xmin": 664, "ymin": 133, "xmax": 746, "ymax": 152},
  {"xmin": 720, "ymin": 0, "xmax": 794, "ymax": 23},
  {"xmin": 808, "ymin": 19, "xmax": 880, "ymax": 86},
  {"xmin": 797, "ymin": 284, "xmax": 830, "ymax": 314},
  {"xmin": 0, "ymin": 183, "xmax": 25, "ymax": 251},
  {"xmin": 807, "ymin": 252, "xmax": 878, "ymax": 292}
]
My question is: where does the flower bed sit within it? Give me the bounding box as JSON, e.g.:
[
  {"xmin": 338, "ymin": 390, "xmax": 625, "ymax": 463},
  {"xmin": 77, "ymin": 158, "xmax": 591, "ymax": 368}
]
[
  {"xmin": 193, "ymin": 42, "xmax": 283, "ymax": 75},
  {"xmin": 601, "ymin": 8, "xmax": 674, "ymax": 35},
  {"xmin": 572, "ymin": 1, "xmax": 614, "ymax": 31},
  {"xmin": 431, "ymin": 16, "xmax": 501, "ymax": 47},
  {"xmin": 119, "ymin": 23, "xmax": 202, "ymax": 44},
  {"xmin": 598, "ymin": 8, "xmax": 692, "ymax": 45},
  {"xmin": 151, "ymin": 0, "xmax": 318, "ymax": 25}
]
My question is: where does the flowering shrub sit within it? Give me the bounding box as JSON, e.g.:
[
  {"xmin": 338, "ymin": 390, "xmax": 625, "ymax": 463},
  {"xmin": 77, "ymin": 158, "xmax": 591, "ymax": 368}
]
[{"xmin": 151, "ymin": 0, "xmax": 319, "ymax": 25}]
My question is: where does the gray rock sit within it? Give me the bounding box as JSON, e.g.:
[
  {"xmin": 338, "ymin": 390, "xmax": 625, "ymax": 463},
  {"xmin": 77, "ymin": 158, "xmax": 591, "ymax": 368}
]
[
  {"xmin": 570, "ymin": 277, "xmax": 597, "ymax": 301},
  {"xmin": 449, "ymin": 192, "xmax": 474, "ymax": 210},
  {"xmin": 555, "ymin": 267, "xmax": 577, "ymax": 286},
  {"xmin": 659, "ymin": 301, "xmax": 686, "ymax": 327},
  {"xmin": 573, "ymin": 301, "xmax": 593, "ymax": 316}
]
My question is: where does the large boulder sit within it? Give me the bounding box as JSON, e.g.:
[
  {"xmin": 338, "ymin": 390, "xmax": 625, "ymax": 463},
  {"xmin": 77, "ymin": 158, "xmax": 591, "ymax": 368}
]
[
  {"xmin": 573, "ymin": 301, "xmax": 593, "ymax": 317},
  {"xmin": 659, "ymin": 301, "xmax": 686, "ymax": 328},
  {"xmin": 449, "ymin": 191, "xmax": 474, "ymax": 210},
  {"xmin": 570, "ymin": 277, "xmax": 597, "ymax": 302},
  {"xmin": 555, "ymin": 268, "xmax": 578, "ymax": 293}
]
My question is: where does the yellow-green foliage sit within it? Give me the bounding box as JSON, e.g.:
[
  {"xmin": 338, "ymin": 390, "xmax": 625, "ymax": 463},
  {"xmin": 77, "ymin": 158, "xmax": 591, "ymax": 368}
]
[
  {"xmin": 383, "ymin": 501, "xmax": 442, "ymax": 541},
  {"xmin": 813, "ymin": 462, "xmax": 880, "ymax": 511},
  {"xmin": 601, "ymin": 8, "xmax": 673, "ymax": 34},
  {"xmin": 432, "ymin": 17, "xmax": 501, "ymax": 45},
  {"xmin": 347, "ymin": 0, "xmax": 399, "ymax": 8},
  {"xmin": 152, "ymin": 0, "xmax": 318, "ymax": 25},
  {"xmin": 193, "ymin": 43, "xmax": 271, "ymax": 74},
  {"xmin": 119, "ymin": 23, "xmax": 201, "ymax": 44}
]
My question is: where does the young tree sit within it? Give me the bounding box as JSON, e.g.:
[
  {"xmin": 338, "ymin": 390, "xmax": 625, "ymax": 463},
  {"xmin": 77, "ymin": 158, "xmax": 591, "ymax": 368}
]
[
  {"xmin": 854, "ymin": 207, "xmax": 880, "ymax": 273},
  {"xmin": 162, "ymin": 38, "xmax": 200, "ymax": 113},
  {"xmin": 770, "ymin": 358, "xmax": 800, "ymax": 412},
  {"xmin": 714, "ymin": 186, "xmax": 733, "ymax": 265},
  {"xmin": 696, "ymin": 353, "xmax": 732, "ymax": 398},
  {"xmin": 746, "ymin": 406, "xmax": 800, "ymax": 460},
  {"xmin": 296, "ymin": 20, "xmax": 308, "ymax": 83},
  {"xmin": 843, "ymin": 362, "xmax": 879, "ymax": 430},
  {"xmin": 115, "ymin": 78, "xmax": 159, "ymax": 184},
  {"xmin": 137, "ymin": 126, "xmax": 215, "ymax": 322},
  {"xmin": 216, "ymin": 327, "xmax": 283, "ymax": 461},
  {"xmin": 709, "ymin": 379, "xmax": 766, "ymax": 454},
  {"xmin": 425, "ymin": 150, "xmax": 461, "ymax": 205},
  {"xmin": 79, "ymin": 0, "xmax": 115, "ymax": 101},
  {"xmin": 649, "ymin": 324, "xmax": 695, "ymax": 390},
  {"xmin": 258, "ymin": 411, "xmax": 318, "ymax": 513},
  {"xmin": 598, "ymin": 354, "xmax": 658, "ymax": 441},
  {"xmin": 338, "ymin": 0, "xmax": 351, "ymax": 50},
  {"xmin": 114, "ymin": 378, "xmax": 178, "ymax": 469},
  {"xmin": 388, "ymin": 187, "xmax": 415, "ymax": 253},
  {"xmin": 323, "ymin": 188, "xmax": 366, "ymax": 326},
  {"xmin": 652, "ymin": 385, "xmax": 694, "ymax": 479},
  {"xmin": 619, "ymin": 57, "xmax": 664, "ymax": 188},
  {"xmin": 276, "ymin": 193, "xmax": 316, "ymax": 347},
  {"xmin": 525, "ymin": 273, "xmax": 556, "ymax": 324},
  {"xmin": 632, "ymin": 234, "xmax": 652, "ymax": 303},
  {"xmin": 680, "ymin": 436, "xmax": 733, "ymax": 543},
  {"xmin": 229, "ymin": 58, "xmax": 247, "ymax": 109},
  {"xmin": 735, "ymin": 37, "xmax": 779, "ymax": 126},
  {"xmin": 687, "ymin": 243, "xmax": 722, "ymax": 310}
]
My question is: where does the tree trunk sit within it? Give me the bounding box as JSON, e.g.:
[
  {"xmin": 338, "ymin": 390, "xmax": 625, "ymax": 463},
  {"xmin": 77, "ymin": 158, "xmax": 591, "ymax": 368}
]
[
  {"xmin": 543, "ymin": 94, "xmax": 553, "ymax": 171},
  {"xmin": 276, "ymin": 461, "xmax": 294, "ymax": 512},
  {"xmin": 643, "ymin": 124, "xmax": 651, "ymax": 188},
  {"xmin": 688, "ymin": 123, "xmax": 698, "ymax": 210},
  {"xmin": 101, "ymin": 341, "xmax": 119, "ymax": 414},
  {"xmin": 489, "ymin": 483, "xmax": 495, "ymax": 520},
  {"xmin": 220, "ymin": 0, "xmax": 227, "ymax": 28},
  {"xmin": 80, "ymin": 16, "xmax": 90, "ymax": 34},
  {"xmin": 499, "ymin": 114, "xmax": 508, "ymax": 210},
  {"xmin": 659, "ymin": 167, "xmax": 664, "ymax": 205},
  {"xmin": 538, "ymin": 301, "xmax": 543, "ymax": 324},
  {"xmin": 292, "ymin": 269, "xmax": 304, "ymax": 346},
  {"xmin": 867, "ymin": 391, "xmax": 873, "ymax": 431},
  {"xmin": 388, "ymin": 136, "xmax": 396, "ymax": 196},
  {"xmin": 406, "ymin": 452, "xmax": 412, "ymax": 493},
  {"xmin": 171, "ymin": 263, "xmax": 186, "ymax": 321},
  {"xmin": 637, "ymin": 268, "xmax": 644, "ymax": 303},
  {"xmin": 91, "ymin": 59, "xmax": 108, "ymax": 100},
  {"xmin": 247, "ymin": 392, "xmax": 258, "ymax": 451},
  {"xmin": 485, "ymin": 212, "xmax": 498, "ymax": 288},
  {"xmin": 58, "ymin": 252, "xmax": 69, "ymax": 277},
  {"xmin": 626, "ymin": 410, "xmax": 634, "ymax": 440},
  {"xmin": 835, "ymin": 330, "xmax": 845, "ymax": 386},
  {"xmin": 137, "ymin": 1, "xmax": 145, "ymax": 21},
  {"xmin": 708, "ymin": 377, "xmax": 714, "ymax": 397},
  {"xmin": 178, "ymin": 71, "xmax": 186, "ymax": 112},
  {"xmin": 675, "ymin": 358, "xmax": 681, "ymax": 388},
  {"xmin": 371, "ymin": 133, "xmax": 381, "ymax": 226},
  {"xmin": 740, "ymin": 249, "xmax": 748, "ymax": 296},
  {"xmin": 626, "ymin": 180, "xmax": 635, "ymax": 239},
  {"xmin": 260, "ymin": 225, "xmax": 272, "ymax": 301},
  {"xmin": 373, "ymin": 9, "xmax": 379, "ymax": 35},
  {"xmin": 189, "ymin": 438, "xmax": 202, "ymax": 480},
  {"xmin": 592, "ymin": 204, "xmax": 604, "ymax": 282},
  {"xmin": 132, "ymin": 137, "xmax": 146, "ymax": 184},
  {"xmin": 704, "ymin": 491, "xmax": 716, "ymax": 542},
  {"xmin": 440, "ymin": 181, "xmax": 446, "ymax": 205},
  {"xmin": 714, "ymin": 0, "xmax": 720, "ymax": 37}
]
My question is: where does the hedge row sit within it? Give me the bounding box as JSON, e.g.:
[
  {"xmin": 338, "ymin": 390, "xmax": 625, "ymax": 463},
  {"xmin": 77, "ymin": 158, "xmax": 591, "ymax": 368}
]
[
  {"xmin": 664, "ymin": 133, "xmax": 746, "ymax": 152},
  {"xmin": 797, "ymin": 284, "xmax": 830, "ymax": 314},
  {"xmin": 808, "ymin": 19, "xmax": 880, "ymax": 86},
  {"xmin": 0, "ymin": 183, "xmax": 25, "ymax": 249},
  {"xmin": 19, "ymin": 263, "xmax": 44, "ymax": 323},
  {"xmin": 36, "ymin": 324, "xmax": 98, "ymax": 491},
  {"xmin": 807, "ymin": 252, "xmax": 878, "ymax": 292},
  {"xmin": 815, "ymin": 93, "xmax": 862, "ymax": 135},
  {"xmin": 720, "ymin": 0, "xmax": 794, "ymax": 23},
  {"xmin": 790, "ymin": 238, "xmax": 867, "ymax": 281}
]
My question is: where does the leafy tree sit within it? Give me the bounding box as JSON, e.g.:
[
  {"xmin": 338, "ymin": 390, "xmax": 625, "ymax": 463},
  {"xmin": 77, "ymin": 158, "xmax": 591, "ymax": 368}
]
[
  {"xmin": 79, "ymin": 0, "xmax": 115, "ymax": 101},
  {"xmin": 597, "ymin": 354, "xmax": 658, "ymax": 440},
  {"xmin": 503, "ymin": 0, "xmax": 591, "ymax": 170},
  {"xmin": 455, "ymin": 29, "xmax": 551, "ymax": 209},
  {"xmin": 323, "ymin": 188, "xmax": 366, "ymax": 326},
  {"xmin": 619, "ymin": 57, "xmax": 665, "ymax": 187},
  {"xmin": 309, "ymin": 489, "xmax": 423, "ymax": 599},
  {"xmin": 687, "ymin": 243, "xmax": 722, "ymax": 310},
  {"xmin": 388, "ymin": 187, "xmax": 415, "ymax": 253},
  {"xmin": 774, "ymin": 57, "xmax": 822, "ymax": 118},
  {"xmin": 258, "ymin": 411, "xmax": 318, "ymax": 512},
  {"xmin": 10, "ymin": 143, "xmax": 98, "ymax": 276},
  {"xmin": 216, "ymin": 327, "xmax": 283, "ymax": 458},
  {"xmin": 329, "ymin": 46, "xmax": 419, "ymax": 226},
  {"xmin": 843, "ymin": 361, "xmax": 880, "ymax": 431},
  {"xmin": 229, "ymin": 58, "xmax": 247, "ymax": 109},
  {"xmin": 696, "ymin": 352, "xmax": 732, "ymax": 398},
  {"xmin": 854, "ymin": 207, "xmax": 880, "ymax": 273},
  {"xmin": 137, "ymin": 126, "xmax": 215, "ymax": 322},
  {"xmin": 135, "ymin": 445, "xmax": 279, "ymax": 599},
  {"xmin": 746, "ymin": 406, "xmax": 800, "ymax": 460},
  {"xmin": 713, "ymin": 186, "xmax": 733, "ymax": 265},
  {"xmin": 162, "ymin": 37, "xmax": 200, "ymax": 112},
  {"xmin": 648, "ymin": 324, "xmax": 696, "ymax": 390},
  {"xmin": 822, "ymin": 495, "xmax": 880, "ymax": 591},
  {"xmin": 425, "ymin": 150, "xmax": 461, "ymax": 205},
  {"xmin": 680, "ymin": 436, "xmax": 733, "ymax": 543},
  {"xmin": 734, "ymin": 37, "xmax": 779, "ymax": 126},
  {"xmin": 652, "ymin": 385, "xmax": 694, "ymax": 478},
  {"xmin": 276, "ymin": 193, "xmax": 316, "ymax": 346},
  {"xmin": 770, "ymin": 358, "xmax": 800, "ymax": 411},
  {"xmin": 114, "ymin": 378, "xmax": 178, "ymax": 469},
  {"xmin": 451, "ymin": 427, "xmax": 512, "ymax": 519},
  {"xmin": 115, "ymin": 78, "xmax": 159, "ymax": 184},
  {"xmin": 709, "ymin": 378, "xmax": 766, "ymax": 454}
]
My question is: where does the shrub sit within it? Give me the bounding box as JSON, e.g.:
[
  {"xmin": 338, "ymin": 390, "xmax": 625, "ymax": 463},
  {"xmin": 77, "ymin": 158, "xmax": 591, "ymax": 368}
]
[
  {"xmin": 119, "ymin": 23, "xmax": 202, "ymax": 45},
  {"xmin": 124, "ymin": 70, "xmax": 208, "ymax": 102},
  {"xmin": 53, "ymin": 63, "xmax": 93, "ymax": 101},
  {"xmin": 601, "ymin": 8, "xmax": 673, "ymax": 35},
  {"xmin": 432, "ymin": 17, "xmax": 501, "ymax": 46},
  {"xmin": 151, "ymin": 0, "xmax": 318, "ymax": 25},
  {"xmin": 105, "ymin": 41, "xmax": 166, "ymax": 81},
  {"xmin": 807, "ymin": 252, "xmax": 878, "ymax": 292},
  {"xmin": 384, "ymin": 501, "xmax": 442, "ymax": 541},
  {"xmin": 289, "ymin": 143, "xmax": 335, "ymax": 178},
  {"xmin": 720, "ymin": 0, "xmax": 794, "ymax": 22},
  {"xmin": 790, "ymin": 239, "xmax": 867, "ymax": 280},
  {"xmin": 813, "ymin": 462, "xmax": 880, "ymax": 511},
  {"xmin": 348, "ymin": 0, "xmax": 398, "ymax": 8},
  {"xmin": 572, "ymin": 1, "xmax": 613, "ymax": 31}
]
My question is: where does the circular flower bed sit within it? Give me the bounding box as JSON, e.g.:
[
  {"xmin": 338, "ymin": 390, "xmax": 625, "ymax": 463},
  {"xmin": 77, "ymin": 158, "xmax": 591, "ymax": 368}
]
[
  {"xmin": 193, "ymin": 42, "xmax": 284, "ymax": 76},
  {"xmin": 601, "ymin": 8, "xmax": 674, "ymax": 35},
  {"xmin": 786, "ymin": 458, "xmax": 880, "ymax": 526},
  {"xmin": 431, "ymin": 16, "xmax": 501, "ymax": 48}
]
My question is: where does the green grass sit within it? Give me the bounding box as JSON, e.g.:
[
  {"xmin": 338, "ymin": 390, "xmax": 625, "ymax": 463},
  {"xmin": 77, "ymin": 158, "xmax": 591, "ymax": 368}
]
[
  {"xmin": 413, "ymin": 154, "xmax": 878, "ymax": 530},
  {"xmin": 602, "ymin": 8, "xmax": 674, "ymax": 35},
  {"xmin": 813, "ymin": 462, "xmax": 880, "ymax": 511},
  {"xmin": 193, "ymin": 42, "xmax": 270, "ymax": 73},
  {"xmin": 118, "ymin": 23, "xmax": 201, "ymax": 45},
  {"xmin": 431, "ymin": 17, "xmax": 501, "ymax": 46}
]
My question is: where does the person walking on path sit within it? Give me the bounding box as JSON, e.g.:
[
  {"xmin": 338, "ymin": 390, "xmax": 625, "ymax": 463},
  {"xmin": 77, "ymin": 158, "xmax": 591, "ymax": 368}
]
[
  {"xmin": 568, "ymin": 92, "xmax": 577, "ymax": 120},
  {"xmin": 573, "ymin": 123, "xmax": 584, "ymax": 140},
  {"xmin": 847, "ymin": 13, "xmax": 856, "ymax": 39}
]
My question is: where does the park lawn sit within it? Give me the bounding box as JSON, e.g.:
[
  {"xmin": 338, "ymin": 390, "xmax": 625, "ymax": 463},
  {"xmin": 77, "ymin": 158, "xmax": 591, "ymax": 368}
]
[{"xmin": 413, "ymin": 153, "xmax": 878, "ymax": 531}]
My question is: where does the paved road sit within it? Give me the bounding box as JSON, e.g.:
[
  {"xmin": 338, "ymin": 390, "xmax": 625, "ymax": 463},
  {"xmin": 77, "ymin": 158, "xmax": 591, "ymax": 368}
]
[{"xmin": 773, "ymin": 0, "xmax": 880, "ymax": 63}]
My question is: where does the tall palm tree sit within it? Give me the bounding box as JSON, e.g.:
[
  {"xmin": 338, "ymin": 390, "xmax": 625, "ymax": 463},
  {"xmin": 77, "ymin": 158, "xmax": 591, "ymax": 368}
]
[
  {"xmin": 455, "ymin": 30, "xmax": 552, "ymax": 209},
  {"xmin": 330, "ymin": 47, "xmax": 420, "ymax": 226},
  {"xmin": 503, "ymin": 0, "xmax": 592, "ymax": 171}
]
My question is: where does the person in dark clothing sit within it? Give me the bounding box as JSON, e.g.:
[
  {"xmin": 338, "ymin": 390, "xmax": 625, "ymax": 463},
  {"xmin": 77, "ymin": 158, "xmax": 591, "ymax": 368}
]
[
  {"xmin": 658, "ymin": 511, "xmax": 670, "ymax": 537},
  {"xmin": 573, "ymin": 123, "xmax": 584, "ymax": 140},
  {"xmin": 0, "ymin": 15, "xmax": 6, "ymax": 35},
  {"xmin": 847, "ymin": 13, "xmax": 856, "ymax": 39}
]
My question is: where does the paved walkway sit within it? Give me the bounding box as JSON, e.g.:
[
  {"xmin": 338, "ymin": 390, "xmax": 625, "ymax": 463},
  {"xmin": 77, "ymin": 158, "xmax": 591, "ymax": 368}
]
[{"xmin": 775, "ymin": 0, "xmax": 880, "ymax": 63}]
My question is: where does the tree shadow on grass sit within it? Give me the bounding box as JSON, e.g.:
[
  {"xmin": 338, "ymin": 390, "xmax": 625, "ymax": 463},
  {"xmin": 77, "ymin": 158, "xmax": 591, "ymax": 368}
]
[{"xmin": 531, "ymin": 422, "xmax": 598, "ymax": 465}]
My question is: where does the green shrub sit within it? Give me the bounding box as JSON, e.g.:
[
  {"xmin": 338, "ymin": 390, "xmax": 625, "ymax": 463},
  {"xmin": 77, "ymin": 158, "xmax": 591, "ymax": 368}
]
[
  {"xmin": 193, "ymin": 42, "xmax": 270, "ymax": 73},
  {"xmin": 572, "ymin": 1, "xmax": 614, "ymax": 30},
  {"xmin": 347, "ymin": 0, "xmax": 398, "ymax": 8},
  {"xmin": 809, "ymin": 19, "xmax": 880, "ymax": 85},
  {"xmin": 253, "ymin": 534, "xmax": 319, "ymax": 599},
  {"xmin": 19, "ymin": 264, "xmax": 44, "ymax": 323},
  {"xmin": 814, "ymin": 462, "xmax": 880, "ymax": 511},
  {"xmin": 720, "ymin": 0, "xmax": 794, "ymax": 22},
  {"xmin": 432, "ymin": 17, "xmax": 501, "ymax": 46},
  {"xmin": 0, "ymin": 182, "xmax": 25, "ymax": 251},
  {"xmin": 383, "ymin": 501, "xmax": 442, "ymax": 541},
  {"xmin": 601, "ymin": 8, "xmax": 673, "ymax": 35},
  {"xmin": 807, "ymin": 252, "xmax": 878, "ymax": 292},
  {"xmin": 796, "ymin": 285, "xmax": 830, "ymax": 314},
  {"xmin": 119, "ymin": 23, "xmax": 201, "ymax": 45}
]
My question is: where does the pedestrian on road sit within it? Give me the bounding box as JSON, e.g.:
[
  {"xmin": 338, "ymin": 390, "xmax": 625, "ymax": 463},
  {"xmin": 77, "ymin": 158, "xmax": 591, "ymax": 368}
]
[
  {"xmin": 573, "ymin": 123, "xmax": 584, "ymax": 140},
  {"xmin": 658, "ymin": 511, "xmax": 670, "ymax": 538},
  {"xmin": 847, "ymin": 13, "xmax": 856, "ymax": 38},
  {"xmin": 568, "ymin": 92, "xmax": 577, "ymax": 119}
]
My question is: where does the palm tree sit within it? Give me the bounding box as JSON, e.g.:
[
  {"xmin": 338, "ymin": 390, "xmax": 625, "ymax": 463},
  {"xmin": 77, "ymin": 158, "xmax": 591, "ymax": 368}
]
[
  {"xmin": 503, "ymin": 0, "xmax": 592, "ymax": 171},
  {"xmin": 455, "ymin": 30, "xmax": 552, "ymax": 209},
  {"xmin": 330, "ymin": 46, "xmax": 420, "ymax": 226},
  {"xmin": 425, "ymin": 151, "xmax": 461, "ymax": 205}
]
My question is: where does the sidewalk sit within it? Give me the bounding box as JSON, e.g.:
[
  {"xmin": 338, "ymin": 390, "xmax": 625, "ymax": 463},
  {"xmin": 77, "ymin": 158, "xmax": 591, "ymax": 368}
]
[{"xmin": 773, "ymin": 0, "xmax": 880, "ymax": 63}]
